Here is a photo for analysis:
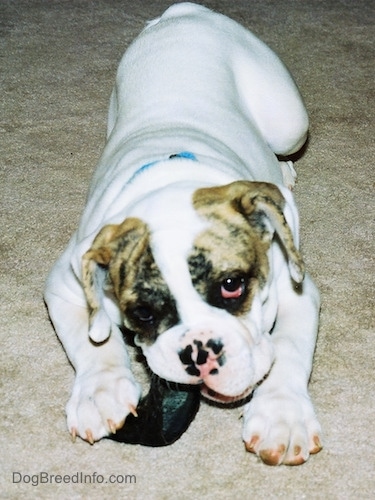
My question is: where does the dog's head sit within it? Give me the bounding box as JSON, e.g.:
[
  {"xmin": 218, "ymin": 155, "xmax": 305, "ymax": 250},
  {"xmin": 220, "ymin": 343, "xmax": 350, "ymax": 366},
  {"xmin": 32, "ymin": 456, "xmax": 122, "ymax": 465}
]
[{"xmin": 81, "ymin": 181, "xmax": 304, "ymax": 403}]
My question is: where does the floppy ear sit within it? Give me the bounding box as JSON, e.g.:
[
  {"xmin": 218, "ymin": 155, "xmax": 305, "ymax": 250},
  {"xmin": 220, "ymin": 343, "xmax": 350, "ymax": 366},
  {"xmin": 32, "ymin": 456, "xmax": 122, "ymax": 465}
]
[
  {"xmin": 82, "ymin": 217, "xmax": 148, "ymax": 343},
  {"xmin": 193, "ymin": 181, "xmax": 305, "ymax": 283}
]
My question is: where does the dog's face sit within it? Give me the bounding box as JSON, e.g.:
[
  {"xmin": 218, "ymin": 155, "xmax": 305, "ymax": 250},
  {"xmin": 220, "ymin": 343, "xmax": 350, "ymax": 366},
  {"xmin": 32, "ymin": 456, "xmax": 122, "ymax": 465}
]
[{"xmin": 82, "ymin": 181, "xmax": 304, "ymax": 403}]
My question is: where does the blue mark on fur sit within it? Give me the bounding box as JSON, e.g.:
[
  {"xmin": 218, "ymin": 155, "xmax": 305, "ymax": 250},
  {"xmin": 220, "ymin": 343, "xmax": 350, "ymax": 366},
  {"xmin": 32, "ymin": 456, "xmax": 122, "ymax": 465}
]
[{"xmin": 129, "ymin": 152, "xmax": 197, "ymax": 184}]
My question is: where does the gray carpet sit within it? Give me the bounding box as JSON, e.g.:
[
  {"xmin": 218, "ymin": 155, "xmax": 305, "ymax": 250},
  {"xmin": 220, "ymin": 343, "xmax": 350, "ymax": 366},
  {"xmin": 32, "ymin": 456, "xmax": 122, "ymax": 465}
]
[{"xmin": 1, "ymin": 0, "xmax": 374, "ymax": 498}]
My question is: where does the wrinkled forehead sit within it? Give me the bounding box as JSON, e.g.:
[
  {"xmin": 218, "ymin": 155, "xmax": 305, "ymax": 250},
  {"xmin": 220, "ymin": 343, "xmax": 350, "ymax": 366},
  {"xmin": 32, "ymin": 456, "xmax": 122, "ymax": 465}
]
[
  {"xmin": 127, "ymin": 183, "xmax": 194, "ymax": 221},
  {"xmin": 125, "ymin": 183, "xmax": 257, "ymax": 306},
  {"xmin": 127, "ymin": 184, "xmax": 210, "ymax": 278}
]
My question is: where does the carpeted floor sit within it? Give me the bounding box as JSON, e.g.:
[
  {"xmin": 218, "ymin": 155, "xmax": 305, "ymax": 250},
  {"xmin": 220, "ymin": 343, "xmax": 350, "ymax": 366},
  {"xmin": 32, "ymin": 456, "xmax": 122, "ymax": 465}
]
[{"xmin": 1, "ymin": 0, "xmax": 374, "ymax": 498}]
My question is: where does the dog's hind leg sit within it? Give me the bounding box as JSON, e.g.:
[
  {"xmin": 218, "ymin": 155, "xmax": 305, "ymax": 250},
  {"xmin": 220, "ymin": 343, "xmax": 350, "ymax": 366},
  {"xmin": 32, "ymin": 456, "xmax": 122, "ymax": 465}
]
[{"xmin": 234, "ymin": 34, "xmax": 309, "ymax": 157}]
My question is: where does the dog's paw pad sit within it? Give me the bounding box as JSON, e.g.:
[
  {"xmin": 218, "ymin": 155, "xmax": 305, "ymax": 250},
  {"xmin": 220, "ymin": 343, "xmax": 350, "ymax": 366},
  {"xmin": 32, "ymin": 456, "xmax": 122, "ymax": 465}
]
[
  {"xmin": 242, "ymin": 391, "xmax": 322, "ymax": 466},
  {"xmin": 259, "ymin": 445, "xmax": 286, "ymax": 466},
  {"xmin": 244, "ymin": 431, "xmax": 312, "ymax": 466}
]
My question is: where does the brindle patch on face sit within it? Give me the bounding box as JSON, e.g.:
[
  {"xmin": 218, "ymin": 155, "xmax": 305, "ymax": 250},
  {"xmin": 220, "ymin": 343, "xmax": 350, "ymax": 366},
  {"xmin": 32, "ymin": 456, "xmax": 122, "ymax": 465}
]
[
  {"xmin": 188, "ymin": 220, "xmax": 270, "ymax": 316},
  {"xmin": 189, "ymin": 184, "xmax": 273, "ymax": 315},
  {"xmin": 105, "ymin": 222, "xmax": 179, "ymax": 344},
  {"xmin": 192, "ymin": 181, "xmax": 305, "ymax": 284}
]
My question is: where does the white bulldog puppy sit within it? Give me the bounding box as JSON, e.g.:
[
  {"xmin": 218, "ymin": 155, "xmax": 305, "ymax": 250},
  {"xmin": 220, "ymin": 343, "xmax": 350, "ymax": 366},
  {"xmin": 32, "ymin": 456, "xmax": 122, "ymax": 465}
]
[{"xmin": 45, "ymin": 2, "xmax": 322, "ymax": 465}]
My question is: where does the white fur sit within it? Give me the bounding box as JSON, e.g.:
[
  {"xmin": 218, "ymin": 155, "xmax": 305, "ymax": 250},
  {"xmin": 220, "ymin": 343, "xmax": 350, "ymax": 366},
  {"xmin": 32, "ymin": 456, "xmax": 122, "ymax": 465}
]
[
  {"xmin": 45, "ymin": 3, "xmax": 321, "ymax": 464},
  {"xmin": 128, "ymin": 185, "xmax": 275, "ymax": 395}
]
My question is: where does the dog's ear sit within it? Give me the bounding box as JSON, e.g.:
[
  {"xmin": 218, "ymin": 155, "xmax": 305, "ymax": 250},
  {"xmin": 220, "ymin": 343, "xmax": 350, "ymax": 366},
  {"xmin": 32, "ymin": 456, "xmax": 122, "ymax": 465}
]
[
  {"xmin": 193, "ymin": 181, "xmax": 305, "ymax": 283},
  {"xmin": 82, "ymin": 217, "xmax": 148, "ymax": 343}
]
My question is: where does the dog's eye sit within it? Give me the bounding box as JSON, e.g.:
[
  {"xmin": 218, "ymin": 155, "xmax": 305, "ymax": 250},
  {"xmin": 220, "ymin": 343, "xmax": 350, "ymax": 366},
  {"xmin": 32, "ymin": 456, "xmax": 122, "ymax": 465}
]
[
  {"xmin": 132, "ymin": 306, "xmax": 154, "ymax": 323},
  {"xmin": 220, "ymin": 277, "xmax": 245, "ymax": 299}
]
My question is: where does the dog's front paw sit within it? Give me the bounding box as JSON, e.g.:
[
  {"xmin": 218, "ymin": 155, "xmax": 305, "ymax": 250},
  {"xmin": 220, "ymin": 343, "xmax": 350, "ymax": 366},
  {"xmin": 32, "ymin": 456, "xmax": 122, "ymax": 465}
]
[
  {"xmin": 242, "ymin": 390, "xmax": 322, "ymax": 465},
  {"xmin": 66, "ymin": 368, "xmax": 141, "ymax": 444}
]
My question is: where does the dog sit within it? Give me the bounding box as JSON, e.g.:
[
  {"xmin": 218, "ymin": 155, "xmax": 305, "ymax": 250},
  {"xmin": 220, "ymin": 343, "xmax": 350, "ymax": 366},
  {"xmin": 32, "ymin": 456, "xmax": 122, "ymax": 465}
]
[{"xmin": 45, "ymin": 2, "xmax": 322, "ymax": 465}]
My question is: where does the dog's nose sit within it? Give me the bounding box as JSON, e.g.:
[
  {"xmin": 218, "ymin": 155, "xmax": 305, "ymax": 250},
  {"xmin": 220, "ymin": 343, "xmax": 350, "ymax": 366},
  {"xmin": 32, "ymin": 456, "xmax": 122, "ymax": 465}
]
[{"xmin": 179, "ymin": 338, "xmax": 225, "ymax": 379}]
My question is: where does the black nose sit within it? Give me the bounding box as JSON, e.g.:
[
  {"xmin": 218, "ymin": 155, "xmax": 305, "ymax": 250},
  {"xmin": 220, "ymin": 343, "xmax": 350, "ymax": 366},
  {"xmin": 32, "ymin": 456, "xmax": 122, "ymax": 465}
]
[{"xmin": 179, "ymin": 338, "xmax": 225, "ymax": 377}]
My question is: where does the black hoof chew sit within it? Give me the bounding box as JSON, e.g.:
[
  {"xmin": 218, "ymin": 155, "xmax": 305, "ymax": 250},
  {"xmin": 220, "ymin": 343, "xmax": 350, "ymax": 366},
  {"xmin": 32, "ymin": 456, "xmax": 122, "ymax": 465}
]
[{"xmin": 108, "ymin": 375, "xmax": 200, "ymax": 446}]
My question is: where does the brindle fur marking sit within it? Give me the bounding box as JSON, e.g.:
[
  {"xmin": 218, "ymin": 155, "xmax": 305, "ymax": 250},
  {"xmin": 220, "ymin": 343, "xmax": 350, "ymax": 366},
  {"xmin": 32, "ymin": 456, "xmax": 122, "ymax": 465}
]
[
  {"xmin": 193, "ymin": 181, "xmax": 305, "ymax": 284},
  {"xmin": 121, "ymin": 243, "xmax": 179, "ymax": 344},
  {"xmin": 82, "ymin": 217, "xmax": 179, "ymax": 344},
  {"xmin": 188, "ymin": 228, "xmax": 269, "ymax": 316},
  {"xmin": 82, "ymin": 218, "xmax": 149, "ymax": 325}
]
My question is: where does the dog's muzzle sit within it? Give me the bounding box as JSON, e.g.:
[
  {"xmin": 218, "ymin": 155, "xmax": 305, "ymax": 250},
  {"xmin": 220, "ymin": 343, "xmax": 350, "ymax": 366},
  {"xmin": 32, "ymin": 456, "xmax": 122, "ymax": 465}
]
[
  {"xmin": 138, "ymin": 322, "xmax": 274, "ymax": 406},
  {"xmin": 178, "ymin": 331, "xmax": 256, "ymax": 404}
]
